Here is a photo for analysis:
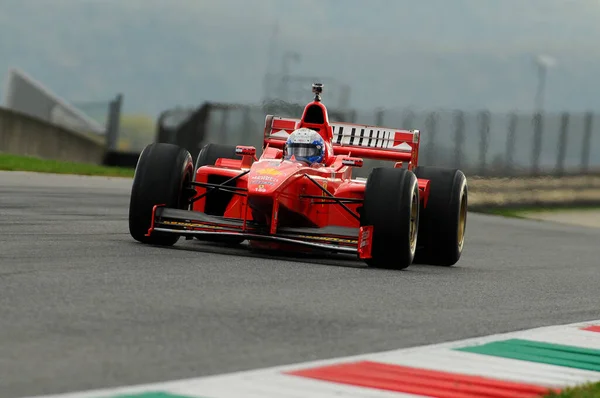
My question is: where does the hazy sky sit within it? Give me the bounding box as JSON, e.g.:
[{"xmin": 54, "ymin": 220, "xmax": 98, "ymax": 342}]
[{"xmin": 1, "ymin": 0, "xmax": 599, "ymax": 114}]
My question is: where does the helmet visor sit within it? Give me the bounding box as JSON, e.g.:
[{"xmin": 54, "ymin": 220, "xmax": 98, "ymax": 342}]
[{"xmin": 287, "ymin": 143, "xmax": 321, "ymax": 158}]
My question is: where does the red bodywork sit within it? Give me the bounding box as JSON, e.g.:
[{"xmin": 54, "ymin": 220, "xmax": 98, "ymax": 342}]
[{"xmin": 146, "ymin": 98, "xmax": 431, "ymax": 259}]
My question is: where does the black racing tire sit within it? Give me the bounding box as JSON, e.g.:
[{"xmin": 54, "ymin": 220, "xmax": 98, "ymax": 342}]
[
  {"xmin": 128, "ymin": 143, "xmax": 194, "ymax": 246},
  {"xmin": 194, "ymin": 143, "xmax": 245, "ymax": 245},
  {"xmin": 413, "ymin": 166, "xmax": 468, "ymax": 266},
  {"xmin": 361, "ymin": 167, "xmax": 420, "ymax": 270},
  {"xmin": 194, "ymin": 143, "xmax": 239, "ymax": 173}
]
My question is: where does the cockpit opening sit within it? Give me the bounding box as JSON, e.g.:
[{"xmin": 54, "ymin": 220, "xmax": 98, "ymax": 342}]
[{"xmin": 303, "ymin": 104, "xmax": 325, "ymax": 124}]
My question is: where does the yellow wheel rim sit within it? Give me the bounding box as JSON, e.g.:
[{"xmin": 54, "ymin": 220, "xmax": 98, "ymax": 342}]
[
  {"xmin": 457, "ymin": 190, "xmax": 467, "ymax": 251},
  {"xmin": 409, "ymin": 189, "xmax": 418, "ymax": 252}
]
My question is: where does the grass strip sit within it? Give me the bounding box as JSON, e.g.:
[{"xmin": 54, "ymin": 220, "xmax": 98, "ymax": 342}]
[
  {"xmin": 544, "ymin": 381, "xmax": 600, "ymax": 398},
  {"xmin": 474, "ymin": 205, "xmax": 600, "ymax": 218},
  {"xmin": 0, "ymin": 153, "xmax": 135, "ymax": 177}
]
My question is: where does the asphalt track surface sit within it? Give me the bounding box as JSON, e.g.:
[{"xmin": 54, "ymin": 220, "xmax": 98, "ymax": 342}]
[{"xmin": 2, "ymin": 171, "xmax": 600, "ymax": 398}]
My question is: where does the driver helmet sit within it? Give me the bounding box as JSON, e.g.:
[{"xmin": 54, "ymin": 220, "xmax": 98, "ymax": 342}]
[{"xmin": 284, "ymin": 128, "xmax": 325, "ymax": 165}]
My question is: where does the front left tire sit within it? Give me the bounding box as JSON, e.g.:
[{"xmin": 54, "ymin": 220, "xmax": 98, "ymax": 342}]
[{"xmin": 413, "ymin": 166, "xmax": 468, "ymax": 266}]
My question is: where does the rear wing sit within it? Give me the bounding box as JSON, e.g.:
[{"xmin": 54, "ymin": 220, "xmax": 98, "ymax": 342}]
[{"xmin": 263, "ymin": 116, "xmax": 421, "ymax": 166}]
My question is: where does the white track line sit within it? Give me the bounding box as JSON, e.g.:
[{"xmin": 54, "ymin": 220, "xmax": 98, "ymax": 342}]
[{"xmin": 25, "ymin": 318, "xmax": 600, "ymax": 398}]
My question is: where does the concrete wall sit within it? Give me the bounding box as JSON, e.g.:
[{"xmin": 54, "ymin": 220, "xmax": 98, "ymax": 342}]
[{"xmin": 0, "ymin": 106, "xmax": 106, "ymax": 164}]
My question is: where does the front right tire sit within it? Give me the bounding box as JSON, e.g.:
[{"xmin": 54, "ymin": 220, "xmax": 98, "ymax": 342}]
[
  {"xmin": 128, "ymin": 143, "xmax": 194, "ymax": 246},
  {"xmin": 361, "ymin": 167, "xmax": 420, "ymax": 270}
]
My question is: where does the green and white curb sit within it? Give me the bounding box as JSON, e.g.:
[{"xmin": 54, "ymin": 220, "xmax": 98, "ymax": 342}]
[{"xmin": 26, "ymin": 319, "xmax": 600, "ymax": 398}]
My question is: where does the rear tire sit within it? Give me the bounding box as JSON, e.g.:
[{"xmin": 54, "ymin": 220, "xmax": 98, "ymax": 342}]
[
  {"xmin": 129, "ymin": 143, "xmax": 194, "ymax": 246},
  {"xmin": 361, "ymin": 168, "xmax": 419, "ymax": 270},
  {"xmin": 413, "ymin": 166, "xmax": 468, "ymax": 266},
  {"xmin": 194, "ymin": 143, "xmax": 245, "ymax": 245}
]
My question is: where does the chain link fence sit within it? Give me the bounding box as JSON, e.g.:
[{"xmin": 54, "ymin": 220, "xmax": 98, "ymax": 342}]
[
  {"xmin": 367, "ymin": 108, "xmax": 596, "ymax": 177},
  {"xmin": 156, "ymin": 101, "xmax": 354, "ymax": 162},
  {"xmin": 157, "ymin": 100, "xmax": 598, "ymax": 178}
]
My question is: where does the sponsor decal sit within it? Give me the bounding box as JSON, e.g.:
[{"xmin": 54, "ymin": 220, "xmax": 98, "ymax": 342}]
[
  {"xmin": 251, "ymin": 180, "xmax": 275, "ymax": 186},
  {"xmin": 412, "ymin": 129, "xmax": 420, "ymax": 143},
  {"xmin": 360, "ymin": 228, "xmax": 371, "ymax": 248},
  {"xmin": 321, "ymin": 180, "xmax": 328, "ymax": 207},
  {"xmin": 256, "ymin": 168, "xmax": 281, "ymax": 176},
  {"xmin": 255, "ymin": 184, "xmax": 267, "ymax": 192},
  {"xmin": 358, "ymin": 225, "xmax": 373, "ymax": 259},
  {"xmin": 163, "ymin": 220, "xmax": 229, "ymax": 230},
  {"xmin": 250, "ymin": 175, "xmax": 277, "ymax": 185},
  {"xmin": 296, "ymin": 234, "xmax": 357, "ymax": 244},
  {"xmin": 255, "ymin": 160, "xmax": 282, "ymax": 167}
]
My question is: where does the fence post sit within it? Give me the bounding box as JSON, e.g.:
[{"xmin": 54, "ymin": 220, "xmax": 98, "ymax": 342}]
[
  {"xmin": 531, "ymin": 111, "xmax": 543, "ymax": 175},
  {"xmin": 478, "ymin": 110, "xmax": 491, "ymax": 176},
  {"xmin": 424, "ymin": 111, "xmax": 438, "ymax": 165},
  {"xmin": 375, "ymin": 108, "xmax": 384, "ymax": 127},
  {"xmin": 505, "ymin": 112, "xmax": 517, "ymax": 176},
  {"xmin": 555, "ymin": 112, "xmax": 569, "ymax": 176},
  {"xmin": 155, "ymin": 110, "xmax": 171, "ymax": 143},
  {"xmin": 402, "ymin": 109, "xmax": 416, "ymax": 130},
  {"xmin": 241, "ymin": 107, "xmax": 254, "ymax": 146},
  {"xmin": 169, "ymin": 103, "xmax": 212, "ymax": 161},
  {"xmin": 219, "ymin": 107, "xmax": 229, "ymax": 145},
  {"xmin": 349, "ymin": 109, "xmax": 357, "ymax": 123},
  {"xmin": 581, "ymin": 112, "xmax": 594, "ymax": 174},
  {"xmin": 191, "ymin": 103, "xmax": 212, "ymax": 160},
  {"xmin": 453, "ymin": 110, "xmax": 465, "ymax": 170},
  {"xmin": 105, "ymin": 93, "xmax": 123, "ymax": 151}
]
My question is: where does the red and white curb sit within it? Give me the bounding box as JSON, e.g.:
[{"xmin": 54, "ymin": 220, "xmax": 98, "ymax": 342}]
[{"xmin": 26, "ymin": 319, "xmax": 600, "ymax": 398}]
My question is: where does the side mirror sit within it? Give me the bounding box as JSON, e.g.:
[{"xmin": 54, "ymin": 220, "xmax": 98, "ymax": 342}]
[
  {"xmin": 236, "ymin": 146, "xmax": 256, "ymax": 157},
  {"xmin": 341, "ymin": 157, "xmax": 363, "ymax": 167}
]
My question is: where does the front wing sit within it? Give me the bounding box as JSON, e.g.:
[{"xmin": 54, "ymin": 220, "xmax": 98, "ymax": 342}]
[{"xmin": 145, "ymin": 205, "xmax": 373, "ymax": 259}]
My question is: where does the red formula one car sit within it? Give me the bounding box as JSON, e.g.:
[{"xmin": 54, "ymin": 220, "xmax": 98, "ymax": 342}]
[{"xmin": 128, "ymin": 84, "xmax": 468, "ymax": 270}]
